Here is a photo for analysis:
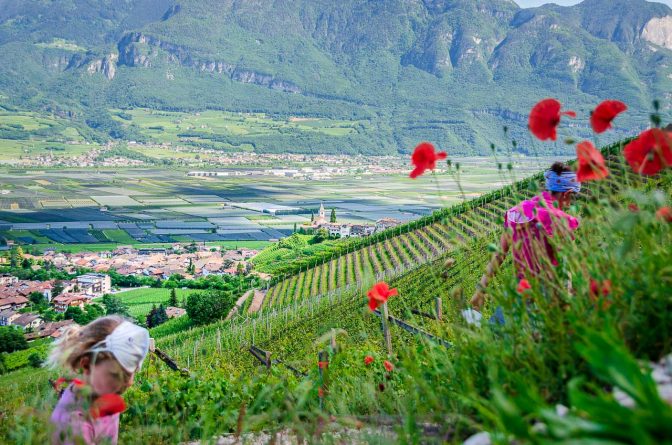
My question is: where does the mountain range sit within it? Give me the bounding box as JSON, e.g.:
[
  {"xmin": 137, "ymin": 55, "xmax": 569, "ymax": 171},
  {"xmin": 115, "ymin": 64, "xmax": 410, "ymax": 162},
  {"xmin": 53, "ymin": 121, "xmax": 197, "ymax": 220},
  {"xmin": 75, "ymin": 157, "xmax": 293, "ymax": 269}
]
[{"xmin": 0, "ymin": 0, "xmax": 671, "ymax": 155}]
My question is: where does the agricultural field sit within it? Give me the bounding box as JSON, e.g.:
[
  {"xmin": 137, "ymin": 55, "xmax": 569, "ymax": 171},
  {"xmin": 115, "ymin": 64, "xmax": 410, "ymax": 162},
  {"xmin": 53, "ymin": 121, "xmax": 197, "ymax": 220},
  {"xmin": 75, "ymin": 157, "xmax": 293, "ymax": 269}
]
[
  {"xmin": 0, "ymin": 110, "xmax": 94, "ymax": 161},
  {"xmin": 0, "ymin": 155, "xmax": 549, "ymax": 253},
  {"xmin": 111, "ymin": 108, "xmax": 367, "ymax": 153},
  {"xmin": 96, "ymin": 288, "xmax": 199, "ymax": 319}
]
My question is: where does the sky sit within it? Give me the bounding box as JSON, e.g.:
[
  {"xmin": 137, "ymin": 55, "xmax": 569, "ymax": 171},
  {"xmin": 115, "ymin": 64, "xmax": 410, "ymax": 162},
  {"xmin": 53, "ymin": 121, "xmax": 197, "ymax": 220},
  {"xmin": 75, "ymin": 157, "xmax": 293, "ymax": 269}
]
[{"xmin": 516, "ymin": 0, "xmax": 672, "ymax": 7}]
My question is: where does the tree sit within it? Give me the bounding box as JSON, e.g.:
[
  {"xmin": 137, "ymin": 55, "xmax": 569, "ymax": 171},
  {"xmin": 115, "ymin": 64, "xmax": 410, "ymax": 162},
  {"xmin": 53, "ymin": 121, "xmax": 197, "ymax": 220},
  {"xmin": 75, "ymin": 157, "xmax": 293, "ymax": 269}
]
[
  {"xmin": 101, "ymin": 294, "xmax": 130, "ymax": 317},
  {"xmin": 186, "ymin": 290, "xmax": 236, "ymax": 325},
  {"xmin": 0, "ymin": 326, "xmax": 28, "ymax": 353},
  {"xmin": 186, "ymin": 258, "xmax": 196, "ymax": 275},
  {"xmin": 236, "ymin": 262, "xmax": 245, "ymax": 276},
  {"xmin": 146, "ymin": 304, "xmax": 169, "ymax": 328},
  {"xmin": 52, "ymin": 281, "xmax": 65, "ymax": 297},
  {"xmin": 314, "ymin": 228, "xmax": 329, "ymax": 243},
  {"xmin": 28, "ymin": 352, "xmax": 43, "ymax": 368},
  {"xmin": 29, "ymin": 291, "xmax": 46, "ymax": 306},
  {"xmin": 293, "ymin": 223, "xmax": 297, "ymax": 233},
  {"xmin": 310, "ymin": 212, "xmax": 314, "ymax": 222},
  {"xmin": 330, "ymin": 208, "xmax": 337, "ymax": 223},
  {"xmin": 168, "ymin": 288, "xmax": 178, "ymax": 307}
]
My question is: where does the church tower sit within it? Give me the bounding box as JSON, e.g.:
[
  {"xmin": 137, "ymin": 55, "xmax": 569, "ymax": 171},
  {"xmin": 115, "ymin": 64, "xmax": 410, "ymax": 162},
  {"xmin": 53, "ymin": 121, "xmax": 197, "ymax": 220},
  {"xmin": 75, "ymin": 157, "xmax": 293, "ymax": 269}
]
[{"xmin": 319, "ymin": 202, "xmax": 325, "ymax": 220}]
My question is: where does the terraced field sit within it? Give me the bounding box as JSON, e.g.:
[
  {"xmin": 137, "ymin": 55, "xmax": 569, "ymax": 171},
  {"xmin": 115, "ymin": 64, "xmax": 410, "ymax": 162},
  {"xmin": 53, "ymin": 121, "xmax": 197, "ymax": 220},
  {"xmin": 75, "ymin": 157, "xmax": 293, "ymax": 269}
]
[
  {"xmin": 258, "ymin": 193, "xmax": 522, "ymax": 310},
  {"xmin": 156, "ymin": 139, "xmax": 649, "ymax": 368}
]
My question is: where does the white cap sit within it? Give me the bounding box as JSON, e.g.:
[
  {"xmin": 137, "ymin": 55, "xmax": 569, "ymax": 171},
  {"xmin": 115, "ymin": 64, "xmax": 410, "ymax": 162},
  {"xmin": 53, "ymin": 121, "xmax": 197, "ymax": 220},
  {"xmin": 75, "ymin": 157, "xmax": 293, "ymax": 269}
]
[{"xmin": 89, "ymin": 321, "xmax": 150, "ymax": 373}]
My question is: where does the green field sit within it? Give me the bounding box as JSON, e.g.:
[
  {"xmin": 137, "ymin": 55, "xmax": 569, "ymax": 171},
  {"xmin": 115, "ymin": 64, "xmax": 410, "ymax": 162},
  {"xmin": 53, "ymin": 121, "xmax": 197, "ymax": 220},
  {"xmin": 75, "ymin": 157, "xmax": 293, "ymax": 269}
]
[
  {"xmin": 0, "ymin": 110, "xmax": 93, "ymax": 161},
  {"xmin": 111, "ymin": 108, "xmax": 366, "ymax": 153},
  {"xmin": 96, "ymin": 288, "xmax": 199, "ymax": 318}
]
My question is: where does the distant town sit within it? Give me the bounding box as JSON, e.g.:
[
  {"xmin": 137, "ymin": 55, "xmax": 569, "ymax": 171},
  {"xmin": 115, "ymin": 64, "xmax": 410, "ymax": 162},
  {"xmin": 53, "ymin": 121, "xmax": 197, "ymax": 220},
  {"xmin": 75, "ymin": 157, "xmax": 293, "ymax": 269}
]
[{"xmin": 0, "ymin": 142, "xmax": 425, "ymax": 179}]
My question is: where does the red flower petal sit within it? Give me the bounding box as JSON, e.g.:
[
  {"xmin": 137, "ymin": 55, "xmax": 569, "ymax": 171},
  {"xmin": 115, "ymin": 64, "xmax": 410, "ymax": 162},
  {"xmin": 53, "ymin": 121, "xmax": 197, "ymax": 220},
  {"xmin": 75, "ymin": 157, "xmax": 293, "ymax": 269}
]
[
  {"xmin": 366, "ymin": 282, "xmax": 398, "ymax": 312},
  {"xmin": 318, "ymin": 387, "xmax": 325, "ymax": 398},
  {"xmin": 364, "ymin": 356, "xmax": 374, "ymax": 366},
  {"xmin": 601, "ymin": 280, "xmax": 612, "ymax": 296},
  {"xmin": 624, "ymin": 129, "xmax": 672, "ymax": 176},
  {"xmin": 591, "ymin": 100, "xmax": 627, "ymax": 134},
  {"xmin": 383, "ymin": 360, "xmax": 394, "ymax": 372},
  {"xmin": 576, "ymin": 141, "xmax": 609, "ymax": 182},
  {"xmin": 318, "ymin": 361, "xmax": 329, "ymax": 369},
  {"xmin": 529, "ymin": 99, "xmax": 575, "ymax": 141},
  {"xmin": 409, "ymin": 142, "xmax": 447, "ymax": 179},
  {"xmin": 656, "ymin": 206, "xmax": 672, "ymax": 223},
  {"xmin": 90, "ymin": 394, "xmax": 126, "ymax": 419},
  {"xmin": 628, "ymin": 203, "xmax": 639, "ymax": 213},
  {"xmin": 516, "ymin": 279, "xmax": 531, "ymax": 294}
]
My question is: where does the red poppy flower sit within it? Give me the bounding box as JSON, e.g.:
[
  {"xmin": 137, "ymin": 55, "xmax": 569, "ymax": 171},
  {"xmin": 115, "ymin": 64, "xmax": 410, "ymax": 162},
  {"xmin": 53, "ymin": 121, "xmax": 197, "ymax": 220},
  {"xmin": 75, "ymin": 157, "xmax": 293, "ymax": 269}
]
[
  {"xmin": 528, "ymin": 99, "xmax": 576, "ymax": 141},
  {"xmin": 656, "ymin": 206, "xmax": 672, "ymax": 223},
  {"xmin": 624, "ymin": 129, "xmax": 672, "ymax": 176},
  {"xmin": 516, "ymin": 279, "xmax": 531, "ymax": 294},
  {"xmin": 589, "ymin": 279, "xmax": 612, "ymax": 310},
  {"xmin": 318, "ymin": 361, "xmax": 329, "ymax": 369},
  {"xmin": 367, "ymin": 282, "xmax": 398, "ymax": 311},
  {"xmin": 72, "ymin": 378, "xmax": 85, "ymax": 388},
  {"xmin": 318, "ymin": 387, "xmax": 325, "ymax": 398},
  {"xmin": 90, "ymin": 394, "xmax": 126, "ymax": 419},
  {"xmin": 364, "ymin": 356, "xmax": 374, "ymax": 366},
  {"xmin": 589, "ymin": 279, "xmax": 611, "ymax": 298},
  {"xmin": 53, "ymin": 377, "xmax": 68, "ymax": 391},
  {"xmin": 628, "ymin": 203, "xmax": 639, "ymax": 213},
  {"xmin": 383, "ymin": 360, "xmax": 394, "ymax": 372},
  {"xmin": 410, "ymin": 142, "xmax": 447, "ymax": 179},
  {"xmin": 591, "ymin": 100, "xmax": 627, "ymax": 134},
  {"xmin": 576, "ymin": 141, "xmax": 609, "ymax": 182}
]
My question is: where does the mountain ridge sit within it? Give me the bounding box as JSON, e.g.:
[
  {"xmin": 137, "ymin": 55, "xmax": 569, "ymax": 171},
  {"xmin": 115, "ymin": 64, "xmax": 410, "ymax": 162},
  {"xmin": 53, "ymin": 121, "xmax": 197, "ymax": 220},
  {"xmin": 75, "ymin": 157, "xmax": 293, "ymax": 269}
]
[{"xmin": 0, "ymin": 0, "xmax": 670, "ymax": 155}]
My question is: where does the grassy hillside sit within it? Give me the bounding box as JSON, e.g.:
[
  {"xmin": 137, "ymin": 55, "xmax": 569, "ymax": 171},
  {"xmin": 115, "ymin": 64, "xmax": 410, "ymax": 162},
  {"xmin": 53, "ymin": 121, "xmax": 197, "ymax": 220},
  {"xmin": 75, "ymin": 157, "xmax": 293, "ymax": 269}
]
[{"xmin": 2, "ymin": 135, "xmax": 670, "ymax": 443}]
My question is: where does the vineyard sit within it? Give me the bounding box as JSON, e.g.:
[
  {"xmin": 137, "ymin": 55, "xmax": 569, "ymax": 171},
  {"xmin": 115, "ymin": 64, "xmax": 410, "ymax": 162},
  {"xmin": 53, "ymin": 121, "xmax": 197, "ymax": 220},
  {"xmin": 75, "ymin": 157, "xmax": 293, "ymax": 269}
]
[{"xmin": 1, "ymin": 137, "xmax": 671, "ymax": 444}]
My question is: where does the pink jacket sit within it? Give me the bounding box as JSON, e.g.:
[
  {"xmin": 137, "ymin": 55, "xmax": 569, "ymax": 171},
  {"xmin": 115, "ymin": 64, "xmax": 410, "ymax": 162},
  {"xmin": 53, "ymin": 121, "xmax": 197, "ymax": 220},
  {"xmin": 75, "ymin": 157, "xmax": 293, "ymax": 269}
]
[
  {"xmin": 504, "ymin": 192, "xmax": 580, "ymax": 278},
  {"xmin": 51, "ymin": 386, "xmax": 119, "ymax": 445}
]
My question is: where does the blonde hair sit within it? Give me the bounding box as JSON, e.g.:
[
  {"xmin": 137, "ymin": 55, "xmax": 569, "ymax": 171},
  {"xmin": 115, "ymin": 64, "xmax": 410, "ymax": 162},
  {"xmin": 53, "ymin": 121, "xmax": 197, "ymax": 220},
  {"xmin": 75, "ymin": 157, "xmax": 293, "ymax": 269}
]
[{"xmin": 47, "ymin": 316, "xmax": 125, "ymax": 372}]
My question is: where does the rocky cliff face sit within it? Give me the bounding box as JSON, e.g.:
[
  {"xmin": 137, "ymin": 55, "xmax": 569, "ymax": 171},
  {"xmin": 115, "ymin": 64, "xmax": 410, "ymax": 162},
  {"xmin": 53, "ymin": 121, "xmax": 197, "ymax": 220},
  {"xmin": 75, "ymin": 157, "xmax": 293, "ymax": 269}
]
[
  {"xmin": 116, "ymin": 32, "xmax": 300, "ymax": 93},
  {"xmin": 642, "ymin": 16, "xmax": 672, "ymax": 50}
]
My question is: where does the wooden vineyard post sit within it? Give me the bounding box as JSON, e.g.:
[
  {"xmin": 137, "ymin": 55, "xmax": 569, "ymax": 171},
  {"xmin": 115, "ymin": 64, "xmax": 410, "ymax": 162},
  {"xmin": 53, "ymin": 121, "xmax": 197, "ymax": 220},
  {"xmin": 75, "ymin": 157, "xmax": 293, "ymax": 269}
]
[
  {"xmin": 435, "ymin": 297, "xmax": 443, "ymax": 321},
  {"xmin": 382, "ymin": 302, "xmax": 393, "ymax": 355},
  {"xmin": 330, "ymin": 329, "xmax": 337, "ymax": 353},
  {"xmin": 265, "ymin": 350, "xmax": 272, "ymax": 370},
  {"xmin": 318, "ymin": 350, "xmax": 329, "ymax": 410}
]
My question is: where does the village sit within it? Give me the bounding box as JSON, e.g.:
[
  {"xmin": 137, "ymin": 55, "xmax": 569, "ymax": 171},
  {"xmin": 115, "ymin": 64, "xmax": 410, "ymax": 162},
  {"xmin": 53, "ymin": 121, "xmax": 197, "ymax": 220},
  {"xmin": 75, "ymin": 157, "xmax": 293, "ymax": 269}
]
[
  {"xmin": 1, "ymin": 142, "xmax": 419, "ymax": 178},
  {"xmin": 0, "ymin": 244, "xmax": 260, "ymax": 341}
]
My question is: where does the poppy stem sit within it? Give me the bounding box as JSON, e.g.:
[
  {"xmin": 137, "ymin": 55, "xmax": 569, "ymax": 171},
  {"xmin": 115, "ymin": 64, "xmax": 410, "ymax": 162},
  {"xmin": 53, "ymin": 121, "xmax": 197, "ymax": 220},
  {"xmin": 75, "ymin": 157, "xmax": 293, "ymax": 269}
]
[{"xmin": 381, "ymin": 302, "xmax": 393, "ymax": 356}]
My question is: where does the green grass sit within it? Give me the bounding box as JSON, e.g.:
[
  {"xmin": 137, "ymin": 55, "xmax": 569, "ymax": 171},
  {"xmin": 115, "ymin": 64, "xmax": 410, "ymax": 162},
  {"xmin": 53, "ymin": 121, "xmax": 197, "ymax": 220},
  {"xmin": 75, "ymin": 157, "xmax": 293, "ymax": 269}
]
[
  {"xmin": 96, "ymin": 288, "xmax": 198, "ymax": 318},
  {"xmin": 102, "ymin": 229, "xmax": 136, "ymax": 244},
  {"xmin": 110, "ymin": 108, "xmax": 365, "ymax": 153},
  {"xmin": 2, "ymin": 338, "xmax": 52, "ymax": 372}
]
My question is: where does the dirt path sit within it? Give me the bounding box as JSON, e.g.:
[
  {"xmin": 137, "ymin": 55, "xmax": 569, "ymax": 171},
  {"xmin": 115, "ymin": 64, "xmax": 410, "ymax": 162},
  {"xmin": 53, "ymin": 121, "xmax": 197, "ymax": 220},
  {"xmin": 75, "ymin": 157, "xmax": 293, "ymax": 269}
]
[
  {"xmin": 247, "ymin": 289, "xmax": 267, "ymax": 313},
  {"xmin": 225, "ymin": 289, "xmax": 253, "ymax": 320}
]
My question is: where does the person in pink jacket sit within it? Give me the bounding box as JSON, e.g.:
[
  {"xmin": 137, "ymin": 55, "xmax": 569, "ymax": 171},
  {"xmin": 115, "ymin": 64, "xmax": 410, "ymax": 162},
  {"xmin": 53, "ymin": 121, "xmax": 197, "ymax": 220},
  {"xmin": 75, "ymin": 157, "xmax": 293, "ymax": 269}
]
[
  {"xmin": 465, "ymin": 162, "xmax": 581, "ymax": 324},
  {"xmin": 48, "ymin": 316, "xmax": 150, "ymax": 445}
]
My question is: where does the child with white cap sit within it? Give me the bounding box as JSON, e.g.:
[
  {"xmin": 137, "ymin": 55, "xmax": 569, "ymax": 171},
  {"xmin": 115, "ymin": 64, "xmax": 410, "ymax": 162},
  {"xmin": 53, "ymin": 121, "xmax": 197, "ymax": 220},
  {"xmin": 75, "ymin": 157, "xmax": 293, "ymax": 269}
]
[{"xmin": 47, "ymin": 315, "xmax": 150, "ymax": 445}]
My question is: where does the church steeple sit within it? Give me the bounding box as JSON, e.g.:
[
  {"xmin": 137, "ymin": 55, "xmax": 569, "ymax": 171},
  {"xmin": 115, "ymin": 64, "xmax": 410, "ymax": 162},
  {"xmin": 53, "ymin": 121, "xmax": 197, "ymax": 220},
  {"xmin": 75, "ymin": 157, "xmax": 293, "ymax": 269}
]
[{"xmin": 319, "ymin": 201, "xmax": 325, "ymax": 219}]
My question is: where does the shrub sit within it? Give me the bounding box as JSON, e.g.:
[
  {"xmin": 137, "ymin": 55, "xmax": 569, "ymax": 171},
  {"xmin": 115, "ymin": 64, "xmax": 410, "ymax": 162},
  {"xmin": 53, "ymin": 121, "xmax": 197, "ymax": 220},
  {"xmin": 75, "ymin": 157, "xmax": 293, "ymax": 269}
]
[
  {"xmin": 0, "ymin": 326, "xmax": 28, "ymax": 353},
  {"xmin": 185, "ymin": 290, "xmax": 236, "ymax": 325}
]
